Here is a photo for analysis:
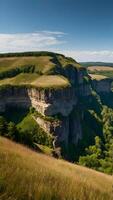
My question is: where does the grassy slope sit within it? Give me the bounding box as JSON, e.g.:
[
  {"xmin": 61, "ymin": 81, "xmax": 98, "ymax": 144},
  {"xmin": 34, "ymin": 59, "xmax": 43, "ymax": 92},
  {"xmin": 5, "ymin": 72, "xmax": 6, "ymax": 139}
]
[
  {"xmin": 4, "ymin": 109, "xmax": 53, "ymax": 155},
  {"xmin": 57, "ymin": 55, "xmax": 81, "ymax": 68},
  {"xmin": 80, "ymin": 62, "xmax": 113, "ymax": 68},
  {"xmin": 17, "ymin": 114, "xmax": 38, "ymax": 131},
  {"xmin": 32, "ymin": 75, "xmax": 70, "ymax": 88},
  {"xmin": 0, "ymin": 56, "xmax": 55, "ymax": 73},
  {"xmin": 87, "ymin": 66, "xmax": 113, "ymax": 79},
  {"xmin": 0, "ymin": 73, "xmax": 70, "ymax": 88},
  {"xmin": 0, "ymin": 54, "xmax": 81, "ymax": 74},
  {"xmin": 0, "ymin": 73, "xmax": 38, "ymax": 85},
  {"xmin": 88, "ymin": 66, "xmax": 113, "ymax": 72},
  {"xmin": 16, "ymin": 114, "xmax": 53, "ymax": 155},
  {"xmin": 0, "ymin": 53, "xmax": 82, "ymax": 89},
  {"xmin": 89, "ymin": 74, "xmax": 108, "ymax": 80},
  {"xmin": 81, "ymin": 62, "xmax": 113, "ymax": 79},
  {"xmin": 0, "ymin": 137, "xmax": 113, "ymax": 200}
]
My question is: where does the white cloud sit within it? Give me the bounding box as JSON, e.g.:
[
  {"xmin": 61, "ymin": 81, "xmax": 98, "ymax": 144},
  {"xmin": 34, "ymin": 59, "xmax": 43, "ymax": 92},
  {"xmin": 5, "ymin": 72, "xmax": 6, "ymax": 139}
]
[
  {"xmin": 40, "ymin": 31, "xmax": 66, "ymax": 35},
  {"xmin": 0, "ymin": 31, "xmax": 65, "ymax": 53},
  {"xmin": 57, "ymin": 50, "xmax": 113, "ymax": 62},
  {"xmin": 0, "ymin": 31, "xmax": 113, "ymax": 62}
]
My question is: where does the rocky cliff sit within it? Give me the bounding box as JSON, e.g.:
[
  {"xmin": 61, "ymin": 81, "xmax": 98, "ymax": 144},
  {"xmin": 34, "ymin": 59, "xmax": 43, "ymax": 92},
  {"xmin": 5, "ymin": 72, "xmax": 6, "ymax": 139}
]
[{"xmin": 0, "ymin": 52, "xmax": 112, "ymax": 154}]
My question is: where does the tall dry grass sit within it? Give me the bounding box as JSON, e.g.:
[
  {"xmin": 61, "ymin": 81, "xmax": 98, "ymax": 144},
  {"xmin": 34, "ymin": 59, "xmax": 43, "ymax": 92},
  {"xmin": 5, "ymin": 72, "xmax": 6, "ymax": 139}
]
[{"xmin": 0, "ymin": 136, "xmax": 113, "ymax": 200}]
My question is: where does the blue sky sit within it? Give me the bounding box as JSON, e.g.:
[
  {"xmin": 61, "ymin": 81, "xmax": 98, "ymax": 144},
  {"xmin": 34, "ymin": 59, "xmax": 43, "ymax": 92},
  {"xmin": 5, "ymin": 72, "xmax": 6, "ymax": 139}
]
[{"xmin": 1, "ymin": 0, "xmax": 113, "ymax": 61}]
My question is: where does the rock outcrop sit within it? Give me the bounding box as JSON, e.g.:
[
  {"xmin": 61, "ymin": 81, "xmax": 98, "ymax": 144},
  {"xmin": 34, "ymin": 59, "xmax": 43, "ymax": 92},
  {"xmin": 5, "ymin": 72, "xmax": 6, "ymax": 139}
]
[{"xmin": 0, "ymin": 55, "xmax": 112, "ymax": 152}]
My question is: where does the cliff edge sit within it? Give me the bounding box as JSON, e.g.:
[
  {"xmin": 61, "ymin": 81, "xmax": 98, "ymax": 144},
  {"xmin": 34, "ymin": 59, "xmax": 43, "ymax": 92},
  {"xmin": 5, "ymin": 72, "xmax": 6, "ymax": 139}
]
[{"xmin": 0, "ymin": 52, "xmax": 112, "ymax": 156}]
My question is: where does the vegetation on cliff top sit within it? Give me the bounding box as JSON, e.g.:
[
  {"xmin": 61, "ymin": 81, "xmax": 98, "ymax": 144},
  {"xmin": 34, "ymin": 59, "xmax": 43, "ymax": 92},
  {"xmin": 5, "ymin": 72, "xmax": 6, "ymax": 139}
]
[
  {"xmin": 88, "ymin": 66, "xmax": 113, "ymax": 72},
  {"xmin": 0, "ymin": 51, "xmax": 82, "ymax": 74},
  {"xmin": 89, "ymin": 74, "xmax": 109, "ymax": 81},
  {"xmin": 81, "ymin": 62, "xmax": 113, "ymax": 80},
  {"xmin": 0, "ymin": 51, "xmax": 83, "ymax": 89},
  {"xmin": 0, "ymin": 136, "xmax": 113, "ymax": 200},
  {"xmin": 0, "ymin": 73, "xmax": 70, "ymax": 89},
  {"xmin": 0, "ymin": 56, "xmax": 55, "ymax": 74},
  {"xmin": 88, "ymin": 67, "xmax": 113, "ymax": 80}
]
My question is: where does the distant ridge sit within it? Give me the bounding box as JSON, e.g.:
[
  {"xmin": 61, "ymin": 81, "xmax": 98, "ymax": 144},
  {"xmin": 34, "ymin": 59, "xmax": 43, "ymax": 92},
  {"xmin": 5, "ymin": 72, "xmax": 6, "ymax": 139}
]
[{"xmin": 80, "ymin": 62, "xmax": 113, "ymax": 67}]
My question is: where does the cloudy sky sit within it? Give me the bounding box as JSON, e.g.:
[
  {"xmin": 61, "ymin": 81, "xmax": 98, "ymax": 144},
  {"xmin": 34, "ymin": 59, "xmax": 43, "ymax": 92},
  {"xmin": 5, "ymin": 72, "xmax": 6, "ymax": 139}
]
[{"xmin": 1, "ymin": 0, "xmax": 113, "ymax": 62}]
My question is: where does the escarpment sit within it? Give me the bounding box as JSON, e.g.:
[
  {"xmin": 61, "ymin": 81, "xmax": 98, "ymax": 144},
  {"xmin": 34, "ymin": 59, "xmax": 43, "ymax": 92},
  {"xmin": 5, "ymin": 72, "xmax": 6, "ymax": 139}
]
[{"xmin": 0, "ymin": 52, "xmax": 112, "ymax": 156}]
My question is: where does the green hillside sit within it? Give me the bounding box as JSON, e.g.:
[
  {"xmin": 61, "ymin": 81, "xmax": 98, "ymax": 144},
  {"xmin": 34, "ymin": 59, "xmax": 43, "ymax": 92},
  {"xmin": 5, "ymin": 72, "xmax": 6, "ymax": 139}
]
[
  {"xmin": 0, "ymin": 52, "xmax": 82, "ymax": 75},
  {"xmin": 0, "ymin": 137, "xmax": 113, "ymax": 200},
  {"xmin": 0, "ymin": 73, "xmax": 70, "ymax": 89},
  {"xmin": 81, "ymin": 62, "xmax": 113, "ymax": 68},
  {"xmin": 81, "ymin": 62, "xmax": 113, "ymax": 79},
  {"xmin": 0, "ymin": 52, "xmax": 81, "ymax": 89}
]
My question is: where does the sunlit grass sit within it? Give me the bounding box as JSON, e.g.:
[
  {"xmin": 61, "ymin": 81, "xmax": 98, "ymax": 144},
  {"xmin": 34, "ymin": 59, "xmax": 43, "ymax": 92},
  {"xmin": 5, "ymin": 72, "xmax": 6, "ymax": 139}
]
[
  {"xmin": 0, "ymin": 74, "xmax": 70, "ymax": 89},
  {"xmin": 0, "ymin": 56, "xmax": 55, "ymax": 74},
  {"xmin": 0, "ymin": 137, "xmax": 113, "ymax": 200},
  {"xmin": 88, "ymin": 66, "xmax": 113, "ymax": 72},
  {"xmin": 89, "ymin": 74, "xmax": 108, "ymax": 80}
]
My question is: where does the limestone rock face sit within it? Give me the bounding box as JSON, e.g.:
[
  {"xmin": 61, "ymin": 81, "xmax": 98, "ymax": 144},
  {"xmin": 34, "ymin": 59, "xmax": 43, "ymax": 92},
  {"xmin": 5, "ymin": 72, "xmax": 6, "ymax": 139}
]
[
  {"xmin": 0, "ymin": 68, "xmax": 112, "ymax": 151},
  {"xmin": 35, "ymin": 113, "xmax": 82, "ymax": 148},
  {"xmin": 35, "ymin": 116, "xmax": 69, "ymax": 147},
  {"xmin": 0, "ymin": 87, "xmax": 77, "ymax": 116}
]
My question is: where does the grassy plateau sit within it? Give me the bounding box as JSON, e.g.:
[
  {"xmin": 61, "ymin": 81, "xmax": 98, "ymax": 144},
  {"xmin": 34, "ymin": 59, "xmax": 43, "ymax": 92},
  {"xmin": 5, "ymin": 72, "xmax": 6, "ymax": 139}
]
[
  {"xmin": 0, "ymin": 137, "xmax": 113, "ymax": 200},
  {"xmin": 87, "ymin": 65, "xmax": 113, "ymax": 79},
  {"xmin": 0, "ymin": 53, "xmax": 81, "ymax": 89},
  {"xmin": 0, "ymin": 73, "xmax": 70, "ymax": 89},
  {"xmin": 89, "ymin": 74, "xmax": 109, "ymax": 81}
]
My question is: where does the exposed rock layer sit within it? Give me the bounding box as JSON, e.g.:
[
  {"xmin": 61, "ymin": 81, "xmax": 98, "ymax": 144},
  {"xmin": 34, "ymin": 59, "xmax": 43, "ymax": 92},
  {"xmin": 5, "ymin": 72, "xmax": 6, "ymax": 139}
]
[{"xmin": 0, "ymin": 69, "xmax": 112, "ymax": 149}]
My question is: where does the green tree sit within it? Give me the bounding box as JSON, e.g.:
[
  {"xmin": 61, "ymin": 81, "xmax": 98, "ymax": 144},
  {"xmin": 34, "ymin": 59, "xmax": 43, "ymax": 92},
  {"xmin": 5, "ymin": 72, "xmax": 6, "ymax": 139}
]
[
  {"xmin": 79, "ymin": 136, "xmax": 103, "ymax": 170},
  {"xmin": 7, "ymin": 122, "xmax": 18, "ymax": 140},
  {"xmin": 0, "ymin": 116, "xmax": 7, "ymax": 135}
]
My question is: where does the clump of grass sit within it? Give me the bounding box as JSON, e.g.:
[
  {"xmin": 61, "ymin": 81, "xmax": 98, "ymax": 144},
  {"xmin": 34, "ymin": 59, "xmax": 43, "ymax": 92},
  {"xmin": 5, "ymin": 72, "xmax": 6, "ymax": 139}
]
[{"xmin": 0, "ymin": 137, "xmax": 113, "ymax": 200}]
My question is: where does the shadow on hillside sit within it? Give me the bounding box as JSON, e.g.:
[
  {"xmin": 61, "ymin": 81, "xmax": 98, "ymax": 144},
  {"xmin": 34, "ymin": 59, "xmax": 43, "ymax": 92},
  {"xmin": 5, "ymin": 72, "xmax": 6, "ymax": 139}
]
[
  {"xmin": 2, "ymin": 106, "xmax": 29, "ymax": 124},
  {"xmin": 100, "ymin": 92, "xmax": 113, "ymax": 108}
]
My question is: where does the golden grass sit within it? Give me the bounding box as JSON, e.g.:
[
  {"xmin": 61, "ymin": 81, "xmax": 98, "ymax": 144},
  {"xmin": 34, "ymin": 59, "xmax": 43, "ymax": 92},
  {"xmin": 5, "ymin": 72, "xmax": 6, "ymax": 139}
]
[
  {"xmin": 0, "ymin": 56, "xmax": 55, "ymax": 73},
  {"xmin": 88, "ymin": 66, "xmax": 113, "ymax": 72},
  {"xmin": 0, "ymin": 74, "xmax": 70, "ymax": 89},
  {"xmin": 0, "ymin": 137, "xmax": 113, "ymax": 200},
  {"xmin": 32, "ymin": 75, "xmax": 70, "ymax": 88},
  {"xmin": 57, "ymin": 55, "xmax": 81, "ymax": 68},
  {"xmin": 0, "ymin": 73, "xmax": 39, "ymax": 86},
  {"xmin": 89, "ymin": 74, "xmax": 108, "ymax": 80}
]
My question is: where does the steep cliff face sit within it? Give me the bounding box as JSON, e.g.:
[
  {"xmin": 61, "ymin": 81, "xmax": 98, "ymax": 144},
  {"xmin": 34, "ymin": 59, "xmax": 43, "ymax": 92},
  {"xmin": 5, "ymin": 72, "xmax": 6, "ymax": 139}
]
[
  {"xmin": 34, "ymin": 110, "xmax": 83, "ymax": 149},
  {"xmin": 92, "ymin": 79, "xmax": 112, "ymax": 93},
  {"xmin": 0, "ymin": 87, "xmax": 31, "ymax": 112},
  {"xmin": 0, "ymin": 70, "xmax": 112, "ymax": 151},
  {"xmin": 0, "ymin": 86, "xmax": 77, "ymax": 116},
  {"xmin": 0, "ymin": 53, "xmax": 112, "ymax": 154},
  {"xmin": 78, "ymin": 84, "xmax": 92, "ymax": 96},
  {"xmin": 89, "ymin": 74, "xmax": 112, "ymax": 93},
  {"xmin": 35, "ymin": 116, "xmax": 69, "ymax": 147}
]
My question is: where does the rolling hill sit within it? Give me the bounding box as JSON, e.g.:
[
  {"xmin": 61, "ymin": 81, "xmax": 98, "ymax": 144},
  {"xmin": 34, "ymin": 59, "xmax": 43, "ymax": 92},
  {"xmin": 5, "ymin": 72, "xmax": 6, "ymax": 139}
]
[
  {"xmin": 0, "ymin": 52, "xmax": 81, "ymax": 89},
  {"xmin": 0, "ymin": 137, "xmax": 113, "ymax": 200}
]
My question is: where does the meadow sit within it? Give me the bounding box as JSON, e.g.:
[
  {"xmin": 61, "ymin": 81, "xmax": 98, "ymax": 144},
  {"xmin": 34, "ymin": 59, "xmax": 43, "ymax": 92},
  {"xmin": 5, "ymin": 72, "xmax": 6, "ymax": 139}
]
[
  {"xmin": 0, "ymin": 73, "xmax": 70, "ymax": 89},
  {"xmin": 0, "ymin": 137, "xmax": 113, "ymax": 200}
]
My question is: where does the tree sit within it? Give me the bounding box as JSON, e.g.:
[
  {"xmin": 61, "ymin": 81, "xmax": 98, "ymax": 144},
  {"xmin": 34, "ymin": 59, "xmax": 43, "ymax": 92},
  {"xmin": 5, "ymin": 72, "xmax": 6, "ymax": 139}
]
[
  {"xmin": 79, "ymin": 136, "xmax": 103, "ymax": 170},
  {"xmin": 0, "ymin": 116, "xmax": 7, "ymax": 135},
  {"xmin": 7, "ymin": 122, "xmax": 18, "ymax": 140}
]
